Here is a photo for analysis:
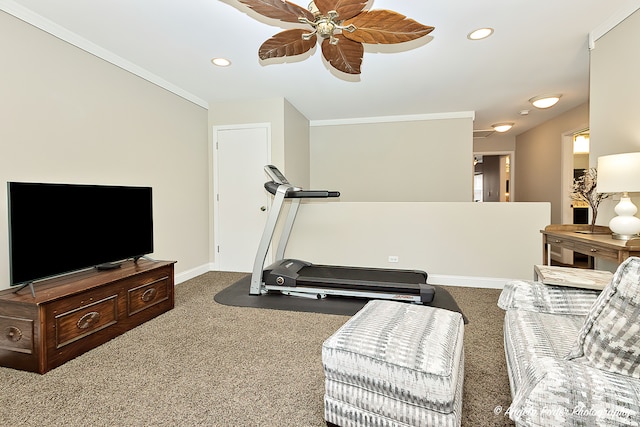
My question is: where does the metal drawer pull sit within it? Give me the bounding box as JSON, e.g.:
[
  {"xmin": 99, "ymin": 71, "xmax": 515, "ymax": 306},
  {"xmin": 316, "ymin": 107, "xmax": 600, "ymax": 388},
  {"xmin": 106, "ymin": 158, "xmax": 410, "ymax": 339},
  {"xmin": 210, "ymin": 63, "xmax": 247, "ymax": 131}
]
[
  {"xmin": 77, "ymin": 311, "xmax": 101, "ymax": 329},
  {"xmin": 554, "ymin": 239, "xmax": 562, "ymax": 243},
  {"xmin": 141, "ymin": 288, "xmax": 157, "ymax": 302},
  {"xmin": 590, "ymin": 248, "xmax": 597, "ymax": 252},
  {"xmin": 5, "ymin": 326, "xmax": 23, "ymax": 342}
]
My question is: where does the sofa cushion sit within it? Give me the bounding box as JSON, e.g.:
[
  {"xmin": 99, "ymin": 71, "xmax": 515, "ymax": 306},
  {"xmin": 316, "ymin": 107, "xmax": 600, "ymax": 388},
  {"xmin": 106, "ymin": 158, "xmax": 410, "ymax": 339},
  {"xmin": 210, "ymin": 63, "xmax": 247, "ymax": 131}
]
[
  {"xmin": 509, "ymin": 355, "xmax": 640, "ymax": 426},
  {"xmin": 566, "ymin": 257, "xmax": 640, "ymax": 378},
  {"xmin": 504, "ymin": 309, "xmax": 585, "ymax": 395}
]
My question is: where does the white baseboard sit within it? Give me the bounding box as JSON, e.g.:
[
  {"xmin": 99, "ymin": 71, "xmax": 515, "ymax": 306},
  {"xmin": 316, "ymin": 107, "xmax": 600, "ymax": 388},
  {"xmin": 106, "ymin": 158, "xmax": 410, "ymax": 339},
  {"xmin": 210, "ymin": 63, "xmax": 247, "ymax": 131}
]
[
  {"xmin": 174, "ymin": 263, "xmax": 215, "ymax": 285},
  {"xmin": 428, "ymin": 274, "xmax": 513, "ymax": 289}
]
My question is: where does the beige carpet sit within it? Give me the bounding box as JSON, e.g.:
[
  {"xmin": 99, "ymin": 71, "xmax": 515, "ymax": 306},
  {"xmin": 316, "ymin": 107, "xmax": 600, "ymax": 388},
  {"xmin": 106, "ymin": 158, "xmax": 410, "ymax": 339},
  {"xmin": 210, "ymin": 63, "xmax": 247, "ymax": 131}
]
[{"xmin": 0, "ymin": 272, "xmax": 515, "ymax": 426}]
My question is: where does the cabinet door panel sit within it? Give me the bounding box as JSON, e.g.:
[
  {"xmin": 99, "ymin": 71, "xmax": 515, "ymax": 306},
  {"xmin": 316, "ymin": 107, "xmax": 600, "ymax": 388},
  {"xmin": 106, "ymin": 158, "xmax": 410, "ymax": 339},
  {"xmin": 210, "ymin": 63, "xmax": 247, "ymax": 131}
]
[{"xmin": 127, "ymin": 276, "xmax": 170, "ymax": 316}]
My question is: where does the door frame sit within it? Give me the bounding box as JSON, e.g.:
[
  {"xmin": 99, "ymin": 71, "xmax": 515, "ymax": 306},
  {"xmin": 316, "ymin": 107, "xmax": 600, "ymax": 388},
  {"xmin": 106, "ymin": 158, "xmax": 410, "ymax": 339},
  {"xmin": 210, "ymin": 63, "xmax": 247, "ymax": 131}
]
[
  {"xmin": 558, "ymin": 125, "xmax": 589, "ymax": 264},
  {"xmin": 212, "ymin": 123, "xmax": 271, "ymax": 271}
]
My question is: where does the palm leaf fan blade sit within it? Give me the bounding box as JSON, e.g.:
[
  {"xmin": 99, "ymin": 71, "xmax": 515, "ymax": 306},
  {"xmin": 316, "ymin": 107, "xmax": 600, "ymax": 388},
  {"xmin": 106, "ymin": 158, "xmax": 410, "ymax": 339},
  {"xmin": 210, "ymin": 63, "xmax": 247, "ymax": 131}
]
[
  {"xmin": 321, "ymin": 34, "xmax": 363, "ymax": 74},
  {"xmin": 343, "ymin": 10, "xmax": 434, "ymax": 44},
  {"xmin": 314, "ymin": 0, "xmax": 367, "ymax": 21},
  {"xmin": 238, "ymin": 0, "xmax": 314, "ymax": 23},
  {"xmin": 259, "ymin": 29, "xmax": 317, "ymax": 60}
]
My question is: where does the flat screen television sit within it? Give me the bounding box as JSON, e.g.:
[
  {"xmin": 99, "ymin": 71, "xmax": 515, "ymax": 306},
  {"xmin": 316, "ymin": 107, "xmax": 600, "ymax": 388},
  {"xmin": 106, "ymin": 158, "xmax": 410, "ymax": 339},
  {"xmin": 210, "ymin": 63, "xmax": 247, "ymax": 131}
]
[{"xmin": 7, "ymin": 182, "xmax": 154, "ymax": 286}]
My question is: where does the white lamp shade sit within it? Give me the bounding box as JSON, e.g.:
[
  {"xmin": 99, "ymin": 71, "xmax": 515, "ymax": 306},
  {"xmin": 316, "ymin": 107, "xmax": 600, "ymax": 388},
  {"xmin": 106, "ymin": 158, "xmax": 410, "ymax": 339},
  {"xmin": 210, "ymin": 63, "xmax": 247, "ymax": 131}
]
[{"xmin": 596, "ymin": 152, "xmax": 640, "ymax": 194}]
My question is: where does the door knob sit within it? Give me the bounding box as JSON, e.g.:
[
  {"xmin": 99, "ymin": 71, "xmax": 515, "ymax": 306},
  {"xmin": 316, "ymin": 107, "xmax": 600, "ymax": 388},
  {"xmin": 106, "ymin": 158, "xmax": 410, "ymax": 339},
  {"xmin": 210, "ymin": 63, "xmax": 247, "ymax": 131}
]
[{"xmin": 260, "ymin": 206, "xmax": 267, "ymax": 211}]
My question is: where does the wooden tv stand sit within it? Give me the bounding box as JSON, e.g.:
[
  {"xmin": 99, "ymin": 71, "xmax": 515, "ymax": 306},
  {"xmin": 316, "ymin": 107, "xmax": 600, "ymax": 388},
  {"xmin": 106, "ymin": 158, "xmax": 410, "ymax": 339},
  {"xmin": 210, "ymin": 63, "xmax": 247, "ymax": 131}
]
[{"xmin": 0, "ymin": 259, "xmax": 175, "ymax": 373}]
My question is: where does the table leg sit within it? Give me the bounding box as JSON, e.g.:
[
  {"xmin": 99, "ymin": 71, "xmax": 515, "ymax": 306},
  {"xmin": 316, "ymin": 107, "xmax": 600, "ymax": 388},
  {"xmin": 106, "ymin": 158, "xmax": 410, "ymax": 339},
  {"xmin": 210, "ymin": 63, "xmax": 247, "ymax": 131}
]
[{"xmin": 543, "ymin": 242, "xmax": 551, "ymax": 265}]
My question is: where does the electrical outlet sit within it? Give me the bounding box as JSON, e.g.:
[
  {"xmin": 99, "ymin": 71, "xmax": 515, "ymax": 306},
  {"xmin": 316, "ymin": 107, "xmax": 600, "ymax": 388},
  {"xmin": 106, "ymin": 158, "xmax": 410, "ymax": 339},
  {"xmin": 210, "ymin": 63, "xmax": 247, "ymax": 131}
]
[{"xmin": 388, "ymin": 256, "xmax": 399, "ymax": 263}]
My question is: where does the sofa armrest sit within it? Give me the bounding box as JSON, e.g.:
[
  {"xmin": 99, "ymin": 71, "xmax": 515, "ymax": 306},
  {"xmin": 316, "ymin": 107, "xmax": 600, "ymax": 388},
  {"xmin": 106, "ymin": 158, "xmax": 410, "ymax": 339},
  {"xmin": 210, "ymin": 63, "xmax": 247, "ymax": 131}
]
[
  {"xmin": 509, "ymin": 356, "xmax": 640, "ymax": 426},
  {"xmin": 498, "ymin": 280, "xmax": 598, "ymax": 315}
]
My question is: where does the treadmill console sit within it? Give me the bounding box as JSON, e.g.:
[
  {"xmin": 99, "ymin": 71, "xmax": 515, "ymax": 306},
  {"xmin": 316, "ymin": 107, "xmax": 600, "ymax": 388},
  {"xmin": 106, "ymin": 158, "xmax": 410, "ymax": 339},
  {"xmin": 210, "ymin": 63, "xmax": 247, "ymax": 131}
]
[{"xmin": 264, "ymin": 165, "xmax": 290, "ymax": 185}]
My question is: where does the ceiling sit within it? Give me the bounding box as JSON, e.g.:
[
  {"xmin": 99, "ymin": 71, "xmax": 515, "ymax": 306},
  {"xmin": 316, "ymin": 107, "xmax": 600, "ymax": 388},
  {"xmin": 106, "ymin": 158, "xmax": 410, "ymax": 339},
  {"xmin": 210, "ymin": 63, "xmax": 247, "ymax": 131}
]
[{"xmin": 3, "ymin": 0, "xmax": 638, "ymax": 137}]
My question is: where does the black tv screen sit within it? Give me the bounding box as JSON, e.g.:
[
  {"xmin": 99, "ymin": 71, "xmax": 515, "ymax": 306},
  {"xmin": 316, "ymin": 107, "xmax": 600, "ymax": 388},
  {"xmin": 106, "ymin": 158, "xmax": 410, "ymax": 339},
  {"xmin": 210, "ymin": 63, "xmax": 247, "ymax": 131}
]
[{"xmin": 7, "ymin": 182, "xmax": 154, "ymax": 286}]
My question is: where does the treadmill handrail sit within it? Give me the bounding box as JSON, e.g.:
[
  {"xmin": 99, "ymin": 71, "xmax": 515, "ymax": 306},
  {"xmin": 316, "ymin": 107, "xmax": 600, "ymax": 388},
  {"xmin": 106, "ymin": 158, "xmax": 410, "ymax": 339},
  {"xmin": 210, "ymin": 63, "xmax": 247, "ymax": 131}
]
[
  {"xmin": 264, "ymin": 181, "xmax": 340, "ymax": 198},
  {"xmin": 289, "ymin": 189, "xmax": 340, "ymax": 198}
]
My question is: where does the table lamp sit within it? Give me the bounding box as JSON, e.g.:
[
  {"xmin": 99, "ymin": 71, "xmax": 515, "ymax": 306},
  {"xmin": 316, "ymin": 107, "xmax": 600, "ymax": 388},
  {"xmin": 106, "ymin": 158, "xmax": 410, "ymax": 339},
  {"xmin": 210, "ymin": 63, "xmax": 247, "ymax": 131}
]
[{"xmin": 596, "ymin": 152, "xmax": 640, "ymax": 240}]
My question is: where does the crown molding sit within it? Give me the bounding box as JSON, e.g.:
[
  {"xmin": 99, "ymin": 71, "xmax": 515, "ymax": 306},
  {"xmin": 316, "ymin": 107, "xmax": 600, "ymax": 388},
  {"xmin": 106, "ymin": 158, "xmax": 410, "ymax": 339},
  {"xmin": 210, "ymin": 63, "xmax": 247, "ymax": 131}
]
[
  {"xmin": 589, "ymin": 1, "xmax": 640, "ymax": 49},
  {"xmin": 1, "ymin": 0, "xmax": 208, "ymax": 109},
  {"xmin": 310, "ymin": 111, "xmax": 475, "ymax": 127}
]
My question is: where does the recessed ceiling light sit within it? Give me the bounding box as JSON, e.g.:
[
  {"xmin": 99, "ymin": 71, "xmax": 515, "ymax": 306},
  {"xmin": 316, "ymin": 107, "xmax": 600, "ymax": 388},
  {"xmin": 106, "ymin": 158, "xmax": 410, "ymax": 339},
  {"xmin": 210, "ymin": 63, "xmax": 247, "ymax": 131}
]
[
  {"xmin": 467, "ymin": 28, "xmax": 494, "ymax": 40},
  {"xmin": 529, "ymin": 94, "xmax": 562, "ymax": 109},
  {"xmin": 211, "ymin": 57, "xmax": 231, "ymax": 67},
  {"xmin": 492, "ymin": 122, "xmax": 514, "ymax": 133}
]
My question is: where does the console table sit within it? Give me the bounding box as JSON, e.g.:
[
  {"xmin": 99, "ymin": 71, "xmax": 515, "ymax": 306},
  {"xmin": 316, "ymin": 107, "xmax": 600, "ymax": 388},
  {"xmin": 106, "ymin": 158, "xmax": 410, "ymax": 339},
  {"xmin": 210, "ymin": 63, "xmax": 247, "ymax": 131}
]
[
  {"xmin": 0, "ymin": 259, "xmax": 175, "ymax": 373},
  {"xmin": 541, "ymin": 224, "xmax": 640, "ymax": 266}
]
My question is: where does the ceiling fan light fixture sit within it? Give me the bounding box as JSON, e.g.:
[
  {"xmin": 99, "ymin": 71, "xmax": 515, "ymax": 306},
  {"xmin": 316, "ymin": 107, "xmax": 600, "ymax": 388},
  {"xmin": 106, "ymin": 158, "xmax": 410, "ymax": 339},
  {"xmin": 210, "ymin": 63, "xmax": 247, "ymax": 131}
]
[
  {"xmin": 492, "ymin": 122, "xmax": 514, "ymax": 133},
  {"xmin": 467, "ymin": 28, "xmax": 494, "ymax": 40},
  {"xmin": 236, "ymin": 0, "xmax": 434, "ymax": 76},
  {"xmin": 211, "ymin": 57, "xmax": 232, "ymax": 67},
  {"xmin": 529, "ymin": 94, "xmax": 562, "ymax": 109}
]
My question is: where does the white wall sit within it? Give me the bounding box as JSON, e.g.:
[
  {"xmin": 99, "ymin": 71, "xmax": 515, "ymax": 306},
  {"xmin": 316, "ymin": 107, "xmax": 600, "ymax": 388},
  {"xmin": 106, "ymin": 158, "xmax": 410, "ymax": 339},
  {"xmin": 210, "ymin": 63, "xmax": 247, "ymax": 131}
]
[
  {"xmin": 284, "ymin": 201, "xmax": 550, "ymax": 285},
  {"xmin": 284, "ymin": 100, "xmax": 311, "ymax": 189},
  {"xmin": 0, "ymin": 12, "xmax": 210, "ymax": 290},
  {"xmin": 589, "ymin": 8, "xmax": 640, "ymax": 226},
  {"xmin": 310, "ymin": 115, "xmax": 473, "ymax": 202},
  {"xmin": 514, "ymin": 103, "xmax": 589, "ymax": 223},
  {"xmin": 590, "ymin": 9, "xmax": 640, "ymax": 159},
  {"xmin": 303, "ymin": 113, "xmax": 551, "ymax": 287}
]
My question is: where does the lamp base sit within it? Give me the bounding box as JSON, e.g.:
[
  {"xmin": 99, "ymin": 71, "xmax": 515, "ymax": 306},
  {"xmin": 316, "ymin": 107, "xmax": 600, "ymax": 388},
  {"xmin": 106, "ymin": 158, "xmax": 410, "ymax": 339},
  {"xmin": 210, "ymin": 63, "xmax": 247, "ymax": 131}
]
[
  {"xmin": 612, "ymin": 232, "xmax": 640, "ymax": 241},
  {"xmin": 609, "ymin": 195, "xmax": 640, "ymax": 241}
]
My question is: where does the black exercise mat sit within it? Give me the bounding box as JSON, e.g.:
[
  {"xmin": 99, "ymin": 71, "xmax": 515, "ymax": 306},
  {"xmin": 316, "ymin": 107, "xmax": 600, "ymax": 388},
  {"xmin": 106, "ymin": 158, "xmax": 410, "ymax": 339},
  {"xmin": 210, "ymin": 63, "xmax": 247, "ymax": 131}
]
[{"xmin": 214, "ymin": 275, "xmax": 468, "ymax": 323}]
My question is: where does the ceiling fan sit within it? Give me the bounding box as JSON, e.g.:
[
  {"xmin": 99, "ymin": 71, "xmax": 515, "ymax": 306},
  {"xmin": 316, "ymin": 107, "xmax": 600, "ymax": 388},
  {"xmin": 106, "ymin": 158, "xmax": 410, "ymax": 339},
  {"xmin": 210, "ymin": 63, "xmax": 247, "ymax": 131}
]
[{"xmin": 236, "ymin": 0, "xmax": 434, "ymax": 75}]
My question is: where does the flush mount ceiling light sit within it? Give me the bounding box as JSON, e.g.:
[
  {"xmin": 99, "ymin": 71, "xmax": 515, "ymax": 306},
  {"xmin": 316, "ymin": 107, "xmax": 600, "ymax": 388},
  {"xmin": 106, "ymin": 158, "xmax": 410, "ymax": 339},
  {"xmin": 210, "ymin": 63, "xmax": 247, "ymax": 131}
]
[
  {"xmin": 235, "ymin": 0, "xmax": 434, "ymax": 75},
  {"xmin": 529, "ymin": 94, "xmax": 562, "ymax": 109},
  {"xmin": 211, "ymin": 57, "xmax": 231, "ymax": 67},
  {"xmin": 492, "ymin": 122, "xmax": 514, "ymax": 133},
  {"xmin": 467, "ymin": 27, "xmax": 494, "ymax": 40}
]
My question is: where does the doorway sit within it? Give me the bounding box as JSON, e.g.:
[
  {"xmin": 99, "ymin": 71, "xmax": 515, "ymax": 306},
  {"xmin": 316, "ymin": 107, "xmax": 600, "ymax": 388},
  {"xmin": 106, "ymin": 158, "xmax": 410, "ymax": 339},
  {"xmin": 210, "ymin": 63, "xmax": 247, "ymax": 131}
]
[
  {"xmin": 213, "ymin": 124, "xmax": 271, "ymax": 272},
  {"xmin": 572, "ymin": 130, "xmax": 591, "ymax": 267},
  {"xmin": 558, "ymin": 128, "xmax": 590, "ymax": 265},
  {"xmin": 473, "ymin": 152, "xmax": 513, "ymax": 202}
]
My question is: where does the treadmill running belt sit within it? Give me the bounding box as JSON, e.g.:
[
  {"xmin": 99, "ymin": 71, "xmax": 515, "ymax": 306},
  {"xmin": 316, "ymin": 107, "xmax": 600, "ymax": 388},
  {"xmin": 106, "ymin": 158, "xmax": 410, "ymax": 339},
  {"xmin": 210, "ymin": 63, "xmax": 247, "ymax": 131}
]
[
  {"xmin": 294, "ymin": 265, "xmax": 428, "ymax": 295},
  {"xmin": 299, "ymin": 265, "xmax": 426, "ymax": 284}
]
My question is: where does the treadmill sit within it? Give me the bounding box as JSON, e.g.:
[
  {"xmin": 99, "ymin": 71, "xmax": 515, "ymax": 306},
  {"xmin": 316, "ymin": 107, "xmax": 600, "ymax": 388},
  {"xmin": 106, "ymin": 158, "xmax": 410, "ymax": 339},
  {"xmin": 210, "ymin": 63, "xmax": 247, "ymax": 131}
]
[{"xmin": 250, "ymin": 165, "xmax": 435, "ymax": 304}]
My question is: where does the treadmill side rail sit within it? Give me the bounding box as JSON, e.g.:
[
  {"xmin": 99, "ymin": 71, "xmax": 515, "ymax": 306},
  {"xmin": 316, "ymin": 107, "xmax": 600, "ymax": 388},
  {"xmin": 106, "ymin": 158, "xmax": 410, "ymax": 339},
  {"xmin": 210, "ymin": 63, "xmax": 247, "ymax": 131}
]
[
  {"xmin": 263, "ymin": 259, "xmax": 311, "ymax": 287},
  {"xmin": 420, "ymin": 284, "xmax": 436, "ymax": 303},
  {"xmin": 264, "ymin": 284, "xmax": 425, "ymax": 304}
]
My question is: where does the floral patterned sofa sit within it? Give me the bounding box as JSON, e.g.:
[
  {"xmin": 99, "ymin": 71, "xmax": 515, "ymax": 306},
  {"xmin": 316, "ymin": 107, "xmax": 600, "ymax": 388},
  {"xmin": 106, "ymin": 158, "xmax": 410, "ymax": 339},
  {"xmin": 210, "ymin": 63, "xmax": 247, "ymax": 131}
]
[{"xmin": 498, "ymin": 257, "xmax": 640, "ymax": 426}]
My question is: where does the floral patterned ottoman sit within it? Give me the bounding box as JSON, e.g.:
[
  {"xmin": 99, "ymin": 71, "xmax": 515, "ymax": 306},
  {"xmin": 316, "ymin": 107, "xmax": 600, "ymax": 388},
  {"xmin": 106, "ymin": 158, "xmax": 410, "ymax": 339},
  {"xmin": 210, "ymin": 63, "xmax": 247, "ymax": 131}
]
[{"xmin": 322, "ymin": 299, "xmax": 464, "ymax": 427}]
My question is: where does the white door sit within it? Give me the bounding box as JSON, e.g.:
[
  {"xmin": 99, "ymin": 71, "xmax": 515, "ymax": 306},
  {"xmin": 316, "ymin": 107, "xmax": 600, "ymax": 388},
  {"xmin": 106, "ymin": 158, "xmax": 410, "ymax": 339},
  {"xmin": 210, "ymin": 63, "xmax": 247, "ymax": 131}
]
[{"xmin": 214, "ymin": 124, "xmax": 270, "ymax": 272}]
